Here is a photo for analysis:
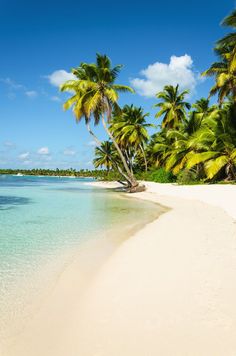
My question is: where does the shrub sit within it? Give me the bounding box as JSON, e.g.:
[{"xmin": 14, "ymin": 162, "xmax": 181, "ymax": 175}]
[
  {"xmin": 176, "ymin": 169, "xmax": 200, "ymax": 185},
  {"xmin": 140, "ymin": 168, "xmax": 176, "ymax": 183}
]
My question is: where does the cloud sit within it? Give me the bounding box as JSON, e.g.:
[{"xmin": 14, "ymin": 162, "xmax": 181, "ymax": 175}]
[
  {"xmin": 19, "ymin": 152, "xmax": 30, "ymax": 160},
  {"xmin": 22, "ymin": 160, "xmax": 32, "ymax": 165},
  {"xmin": 63, "ymin": 148, "xmax": 76, "ymax": 156},
  {"xmin": 37, "ymin": 147, "xmax": 50, "ymax": 155},
  {"xmin": 131, "ymin": 54, "xmax": 200, "ymax": 98},
  {"xmin": 0, "ymin": 78, "xmax": 39, "ymax": 99},
  {"xmin": 50, "ymin": 95, "xmax": 61, "ymax": 102},
  {"xmin": 87, "ymin": 140, "xmax": 97, "ymax": 147},
  {"xmin": 47, "ymin": 70, "xmax": 76, "ymax": 87},
  {"xmin": 25, "ymin": 90, "xmax": 38, "ymax": 98},
  {"xmin": 3, "ymin": 141, "xmax": 15, "ymax": 149},
  {"xmin": 0, "ymin": 78, "xmax": 25, "ymax": 90}
]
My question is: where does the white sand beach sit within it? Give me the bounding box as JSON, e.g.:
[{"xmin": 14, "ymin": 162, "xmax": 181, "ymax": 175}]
[{"xmin": 3, "ymin": 182, "xmax": 236, "ymax": 356}]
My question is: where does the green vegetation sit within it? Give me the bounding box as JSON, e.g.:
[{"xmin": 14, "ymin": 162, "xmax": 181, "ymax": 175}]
[
  {"xmin": 61, "ymin": 9, "xmax": 236, "ymax": 188},
  {"xmin": 0, "ymin": 168, "xmax": 108, "ymax": 179},
  {"xmin": 4, "ymin": 9, "xmax": 235, "ymax": 187},
  {"xmin": 91, "ymin": 11, "xmax": 236, "ymax": 184},
  {"xmin": 61, "ymin": 54, "xmax": 141, "ymax": 191}
]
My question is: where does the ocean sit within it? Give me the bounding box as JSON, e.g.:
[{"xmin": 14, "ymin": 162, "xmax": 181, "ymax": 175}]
[{"xmin": 0, "ymin": 175, "xmax": 163, "ymax": 340}]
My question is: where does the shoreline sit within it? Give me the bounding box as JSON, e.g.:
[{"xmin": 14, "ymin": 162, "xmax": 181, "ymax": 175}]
[{"xmin": 3, "ymin": 182, "xmax": 236, "ymax": 356}]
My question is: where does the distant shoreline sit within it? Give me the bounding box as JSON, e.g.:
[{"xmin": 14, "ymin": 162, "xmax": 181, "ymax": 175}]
[{"xmin": 0, "ymin": 173, "xmax": 95, "ymax": 179}]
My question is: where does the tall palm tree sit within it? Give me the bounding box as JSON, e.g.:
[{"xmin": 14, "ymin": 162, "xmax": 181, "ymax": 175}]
[
  {"xmin": 154, "ymin": 85, "xmax": 191, "ymax": 129},
  {"xmin": 111, "ymin": 105, "xmax": 152, "ymax": 171},
  {"xmin": 61, "ymin": 54, "xmax": 141, "ymax": 190}
]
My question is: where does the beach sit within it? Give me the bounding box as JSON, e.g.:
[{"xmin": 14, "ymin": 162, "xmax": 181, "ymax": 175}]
[{"xmin": 2, "ymin": 182, "xmax": 236, "ymax": 356}]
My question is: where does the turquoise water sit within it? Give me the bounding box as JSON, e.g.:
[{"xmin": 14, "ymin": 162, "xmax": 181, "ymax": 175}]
[{"xmin": 0, "ymin": 175, "xmax": 162, "ymax": 339}]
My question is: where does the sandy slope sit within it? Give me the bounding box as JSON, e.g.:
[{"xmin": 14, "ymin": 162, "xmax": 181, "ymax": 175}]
[{"xmin": 3, "ymin": 182, "xmax": 236, "ymax": 356}]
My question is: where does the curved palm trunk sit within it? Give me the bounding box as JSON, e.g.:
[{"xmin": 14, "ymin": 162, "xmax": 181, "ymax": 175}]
[
  {"xmin": 101, "ymin": 114, "xmax": 139, "ymax": 188},
  {"xmin": 139, "ymin": 144, "xmax": 148, "ymax": 172},
  {"xmin": 86, "ymin": 122, "xmax": 131, "ymax": 185},
  {"xmin": 86, "ymin": 122, "xmax": 103, "ymax": 147}
]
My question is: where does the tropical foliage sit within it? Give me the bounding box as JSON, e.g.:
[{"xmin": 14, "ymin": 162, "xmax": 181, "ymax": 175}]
[
  {"xmin": 154, "ymin": 85, "xmax": 191, "ymax": 129},
  {"xmin": 60, "ymin": 53, "xmax": 142, "ymax": 191},
  {"xmin": 59, "ymin": 9, "xmax": 236, "ymax": 187}
]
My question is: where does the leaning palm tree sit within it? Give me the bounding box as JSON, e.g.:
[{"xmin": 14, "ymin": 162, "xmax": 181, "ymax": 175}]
[
  {"xmin": 154, "ymin": 85, "xmax": 191, "ymax": 129},
  {"xmin": 111, "ymin": 105, "xmax": 152, "ymax": 171},
  {"xmin": 61, "ymin": 54, "xmax": 141, "ymax": 190}
]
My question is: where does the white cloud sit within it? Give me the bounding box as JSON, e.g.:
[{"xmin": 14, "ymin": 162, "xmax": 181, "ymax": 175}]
[
  {"xmin": 0, "ymin": 78, "xmax": 25, "ymax": 90},
  {"xmin": 47, "ymin": 70, "xmax": 76, "ymax": 87},
  {"xmin": 25, "ymin": 90, "xmax": 38, "ymax": 98},
  {"xmin": 50, "ymin": 95, "xmax": 61, "ymax": 102},
  {"xmin": 19, "ymin": 152, "xmax": 30, "ymax": 160},
  {"xmin": 37, "ymin": 147, "xmax": 50, "ymax": 155},
  {"xmin": 63, "ymin": 148, "xmax": 76, "ymax": 156},
  {"xmin": 3, "ymin": 141, "xmax": 15, "ymax": 149},
  {"xmin": 131, "ymin": 54, "xmax": 200, "ymax": 98},
  {"xmin": 22, "ymin": 160, "xmax": 32, "ymax": 165},
  {"xmin": 87, "ymin": 140, "xmax": 97, "ymax": 147}
]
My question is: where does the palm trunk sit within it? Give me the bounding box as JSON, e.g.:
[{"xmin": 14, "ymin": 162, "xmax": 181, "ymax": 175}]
[
  {"xmin": 124, "ymin": 148, "xmax": 133, "ymax": 173},
  {"xmin": 139, "ymin": 144, "xmax": 148, "ymax": 172},
  {"xmin": 101, "ymin": 113, "xmax": 138, "ymax": 188},
  {"xmin": 86, "ymin": 122, "xmax": 103, "ymax": 147},
  {"xmin": 226, "ymin": 163, "xmax": 236, "ymax": 181},
  {"xmin": 86, "ymin": 121, "xmax": 131, "ymax": 184}
]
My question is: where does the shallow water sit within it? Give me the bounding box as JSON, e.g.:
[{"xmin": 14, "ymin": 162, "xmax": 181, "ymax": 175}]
[{"xmin": 0, "ymin": 175, "xmax": 163, "ymax": 339}]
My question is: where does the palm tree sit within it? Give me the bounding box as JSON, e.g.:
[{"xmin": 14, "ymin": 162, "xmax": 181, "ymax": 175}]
[
  {"xmin": 202, "ymin": 53, "xmax": 236, "ymax": 104},
  {"xmin": 111, "ymin": 105, "xmax": 152, "ymax": 171},
  {"xmin": 203, "ymin": 9, "xmax": 236, "ymax": 104},
  {"xmin": 61, "ymin": 54, "xmax": 141, "ymax": 190},
  {"xmin": 93, "ymin": 141, "xmax": 117, "ymax": 173},
  {"xmin": 186, "ymin": 103, "xmax": 236, "ymax": 180},
  {"xmin": 217, "ymin": 9, "xmax": 236, "ymax": 72},
  {"xmin": 154, "ymin": 85, "xmax": 191, "ymax": 129},
  {"xmin": 186, "ymin": 98, "xmax": 218, "ymax": 134}
]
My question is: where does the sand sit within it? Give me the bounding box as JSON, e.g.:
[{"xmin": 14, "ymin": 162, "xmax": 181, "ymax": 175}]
[{"xmin": 2, "ymin": 182, "xmax": 236, "ymax": 356}]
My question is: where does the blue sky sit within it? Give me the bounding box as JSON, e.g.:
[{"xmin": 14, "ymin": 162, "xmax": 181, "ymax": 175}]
[{"xmin": 0, "ymin": 0, "xmax": 235, "ymax": 169}]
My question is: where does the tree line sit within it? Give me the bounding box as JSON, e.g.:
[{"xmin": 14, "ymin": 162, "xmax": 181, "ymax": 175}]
[
  {"xmin": 61, "ymin": 9, "xmax": 236, "ymax": 189},
  {"xmin": 0, "ymin": 168, "xmax": 107, "ymax": 178},
  {"xmin": 3, "ymin": 9, "xmax": 236, "ymax": 188}
]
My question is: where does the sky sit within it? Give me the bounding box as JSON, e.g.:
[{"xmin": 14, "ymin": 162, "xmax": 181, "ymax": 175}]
[{"xmin": 0, "ymin": 0, "xmax": 235, "ymax": 170}]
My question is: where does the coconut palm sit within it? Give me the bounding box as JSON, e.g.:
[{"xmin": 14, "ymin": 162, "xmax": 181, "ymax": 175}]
[
  {"xmin": 61, "ymin": 53, "xmax": 141, "ymax": 190},
  {"xmin": 216, "ymin": 9, "xmax": 236, "ymax": 72},
  {"xmin": 154, "ymin": 85, "xmax": 191, "ymax": 129},
  {"xmin": 93, "ymin": 141, "xmax": 117, "ymax": 173},
  {"xmin": 203, "ymin": 9, "xmax": 236, "ymax": 103},
  {"xmin": 110, "ymin": 105, "xmax": 152, "ymax": 171},
  {"xmin": 202, "ymin": 55, "xmax": 236, "ymax": 104},
  {"xmin": 186, "ymin": 98, "xmax": 218, "ymax": 134},
  {"xmin": 186, "ymin": 103, "xmax": 236, "ymax": 180}
]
